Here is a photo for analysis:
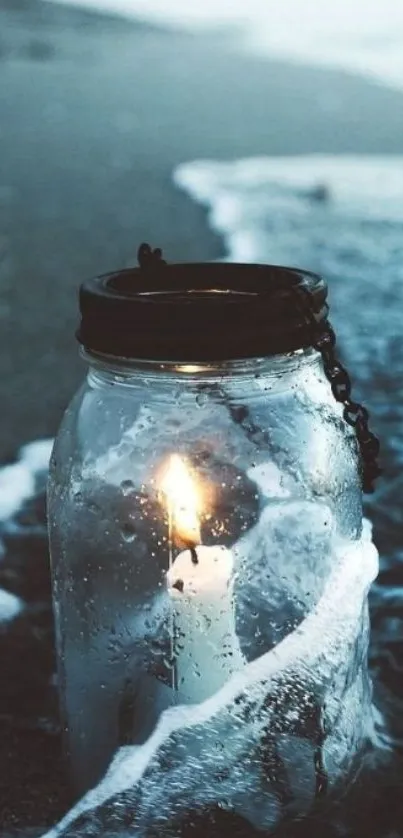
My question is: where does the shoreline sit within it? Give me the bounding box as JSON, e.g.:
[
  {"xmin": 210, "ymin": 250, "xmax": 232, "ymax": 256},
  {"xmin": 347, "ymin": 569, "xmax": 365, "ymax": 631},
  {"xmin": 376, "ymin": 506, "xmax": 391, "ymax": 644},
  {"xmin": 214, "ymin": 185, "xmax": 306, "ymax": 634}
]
[
  {"xmin": 1, "ymin": 2, "xmax": 403, "ymax": 831},
  {"xmin": 2, "ymin": 0, "xmax": 403, "ymax": 458}
]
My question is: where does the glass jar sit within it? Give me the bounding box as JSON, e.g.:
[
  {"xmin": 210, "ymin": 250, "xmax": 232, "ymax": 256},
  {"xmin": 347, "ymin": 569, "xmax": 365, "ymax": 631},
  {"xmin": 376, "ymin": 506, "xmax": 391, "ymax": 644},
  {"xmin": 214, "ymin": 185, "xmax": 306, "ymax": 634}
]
[{"xmin": 48, "ymin": 258, "xmax": 378, "ymax": 827}]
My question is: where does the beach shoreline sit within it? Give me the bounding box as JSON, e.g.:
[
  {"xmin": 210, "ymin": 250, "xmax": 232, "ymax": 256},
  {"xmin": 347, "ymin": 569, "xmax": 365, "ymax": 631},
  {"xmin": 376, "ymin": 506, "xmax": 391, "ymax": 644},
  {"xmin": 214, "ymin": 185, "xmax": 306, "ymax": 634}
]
[
  {"xmin": 2, "ymin": 2, "xmax": 403, "ymax": 459},
  {"xmin": 2, "ymin": 1, "xmax": 403, "ymax": 831}
]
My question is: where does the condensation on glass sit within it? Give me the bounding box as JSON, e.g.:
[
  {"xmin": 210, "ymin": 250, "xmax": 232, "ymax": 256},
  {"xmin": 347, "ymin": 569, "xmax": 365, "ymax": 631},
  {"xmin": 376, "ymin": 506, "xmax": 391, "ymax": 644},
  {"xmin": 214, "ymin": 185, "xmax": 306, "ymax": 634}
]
[{"xmin": 48, "ymin": 260, "xmax": 378, "ymax": 828}]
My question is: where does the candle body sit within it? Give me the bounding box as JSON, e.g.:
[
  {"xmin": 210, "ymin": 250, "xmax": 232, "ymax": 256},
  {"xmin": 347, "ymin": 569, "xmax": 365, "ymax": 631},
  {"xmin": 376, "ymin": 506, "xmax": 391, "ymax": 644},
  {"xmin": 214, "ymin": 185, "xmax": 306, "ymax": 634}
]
[{"xmin": 167, "ymin": 545, "xmax": 244, "ymax": 703}]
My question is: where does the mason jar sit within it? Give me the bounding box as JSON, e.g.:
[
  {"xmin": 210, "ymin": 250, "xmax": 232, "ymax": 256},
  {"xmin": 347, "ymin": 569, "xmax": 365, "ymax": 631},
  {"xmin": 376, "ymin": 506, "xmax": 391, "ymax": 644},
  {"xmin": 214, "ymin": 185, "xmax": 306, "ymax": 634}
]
[{"xmin": 48, "ymin": 257, "xmax": 378, "ymax": 825}]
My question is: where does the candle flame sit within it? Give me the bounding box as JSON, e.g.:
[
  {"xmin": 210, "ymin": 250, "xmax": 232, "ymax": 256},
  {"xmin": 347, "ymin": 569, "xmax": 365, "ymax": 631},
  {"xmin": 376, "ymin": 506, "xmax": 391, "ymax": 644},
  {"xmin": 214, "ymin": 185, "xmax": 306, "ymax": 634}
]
[{"xmin": 160, "ymin": 455, "xmax": 201, "ymax": 548}]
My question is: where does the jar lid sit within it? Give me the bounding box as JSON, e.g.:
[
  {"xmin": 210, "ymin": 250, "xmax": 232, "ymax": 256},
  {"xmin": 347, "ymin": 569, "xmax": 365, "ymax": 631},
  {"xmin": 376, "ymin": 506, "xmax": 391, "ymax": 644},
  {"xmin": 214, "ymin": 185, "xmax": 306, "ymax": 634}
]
[{"xmin": 77, "ymin": 249, "xmax": 328, "ymax": 361}]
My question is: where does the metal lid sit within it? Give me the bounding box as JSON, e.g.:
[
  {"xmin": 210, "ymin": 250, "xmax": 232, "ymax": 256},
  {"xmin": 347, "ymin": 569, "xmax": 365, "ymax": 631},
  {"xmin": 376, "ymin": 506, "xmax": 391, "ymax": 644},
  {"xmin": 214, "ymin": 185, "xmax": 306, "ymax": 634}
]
[{"xmin": 77, "ymin": 244, "xmax": 328, "ymax": 361}]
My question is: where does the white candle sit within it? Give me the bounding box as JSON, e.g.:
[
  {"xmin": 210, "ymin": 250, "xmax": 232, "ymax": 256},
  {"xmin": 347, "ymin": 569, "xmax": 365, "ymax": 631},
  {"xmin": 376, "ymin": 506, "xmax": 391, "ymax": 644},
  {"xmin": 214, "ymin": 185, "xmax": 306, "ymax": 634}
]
[
  {"xmin": 167, "ymin": 545, "xmax": 244, "ymax": 703},
  {"xmin": 159, "ymin": 454, "xmax": 244, "ymax": 704}
]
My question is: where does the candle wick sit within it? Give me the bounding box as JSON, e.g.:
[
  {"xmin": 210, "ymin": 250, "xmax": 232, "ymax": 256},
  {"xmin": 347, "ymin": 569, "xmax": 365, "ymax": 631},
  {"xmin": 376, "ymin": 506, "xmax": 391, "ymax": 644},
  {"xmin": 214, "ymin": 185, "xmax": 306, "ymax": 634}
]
[{"xmin": 190, "ymin": 546, "xmax": 199, "ymax": 565}]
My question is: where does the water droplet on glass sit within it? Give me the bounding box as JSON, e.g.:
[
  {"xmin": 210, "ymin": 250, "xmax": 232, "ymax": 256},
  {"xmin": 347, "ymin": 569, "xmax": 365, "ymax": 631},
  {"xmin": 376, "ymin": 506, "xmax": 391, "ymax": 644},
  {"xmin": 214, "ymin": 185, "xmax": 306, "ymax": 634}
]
[
  {"xmin": 121, "ymin": 522, "xmax": 137, "ymax": 543},
  {"xmin": 121, "ymin": 479, "xmax": 135, "ymax": 496},
  {"xmin": 196, "ymin": 390, "xmax": 208, "ymax": 408},
  {"xmin": 88, "ymin": 501, "xmax": 100, "ymax": 515}
]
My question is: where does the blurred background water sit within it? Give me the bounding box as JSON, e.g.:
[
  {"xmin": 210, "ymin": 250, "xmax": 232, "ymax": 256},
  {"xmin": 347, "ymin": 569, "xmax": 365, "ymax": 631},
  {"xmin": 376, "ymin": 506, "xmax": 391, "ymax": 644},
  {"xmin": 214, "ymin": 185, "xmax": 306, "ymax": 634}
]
[
  {"xmin": 1, "ymin": 1, "xmax": 403, "ymax": 835},
  {"xmin": 51, "ymin": 0, "xmax": 403, "ymax": 89}
]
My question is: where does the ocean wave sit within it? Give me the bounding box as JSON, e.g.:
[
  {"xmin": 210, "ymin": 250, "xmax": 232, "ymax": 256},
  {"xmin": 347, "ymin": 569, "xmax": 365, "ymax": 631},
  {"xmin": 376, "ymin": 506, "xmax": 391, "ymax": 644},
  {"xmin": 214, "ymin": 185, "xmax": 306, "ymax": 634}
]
[{"xmin": 175, "ymin": 153, "xmax": 403, "ymax": 553}]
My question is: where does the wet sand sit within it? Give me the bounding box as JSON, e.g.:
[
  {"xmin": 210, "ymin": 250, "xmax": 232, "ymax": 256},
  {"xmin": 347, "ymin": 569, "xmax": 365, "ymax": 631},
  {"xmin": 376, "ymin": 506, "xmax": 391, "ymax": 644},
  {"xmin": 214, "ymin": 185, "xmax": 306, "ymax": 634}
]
[
  {"xmin": 2, "ymin": 2, "xmax": 403, "ymax": 457},
  {"xmin": 2, "ymin": 1, "xmax": 403, "ymax": 459}
]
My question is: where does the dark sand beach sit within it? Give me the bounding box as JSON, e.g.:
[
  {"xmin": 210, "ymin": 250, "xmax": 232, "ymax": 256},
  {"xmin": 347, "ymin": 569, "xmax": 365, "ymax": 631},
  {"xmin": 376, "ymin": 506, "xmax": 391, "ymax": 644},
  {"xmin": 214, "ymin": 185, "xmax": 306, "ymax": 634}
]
[
  {"xmin": 2, "ymin": 0, "xmax": 403, "ymax": 458},
  {"xmin": 2, "ymin": 1, "xmax": 403, "ymax": 833}
]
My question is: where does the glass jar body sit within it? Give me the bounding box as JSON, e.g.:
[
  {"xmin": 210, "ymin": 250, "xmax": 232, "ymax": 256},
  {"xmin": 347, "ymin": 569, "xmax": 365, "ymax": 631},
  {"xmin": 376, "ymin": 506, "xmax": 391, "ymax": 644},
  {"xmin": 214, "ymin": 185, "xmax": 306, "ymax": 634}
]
[{"xmin": 48, "ymin": 349, "xmax": 374, "ymax": 804}]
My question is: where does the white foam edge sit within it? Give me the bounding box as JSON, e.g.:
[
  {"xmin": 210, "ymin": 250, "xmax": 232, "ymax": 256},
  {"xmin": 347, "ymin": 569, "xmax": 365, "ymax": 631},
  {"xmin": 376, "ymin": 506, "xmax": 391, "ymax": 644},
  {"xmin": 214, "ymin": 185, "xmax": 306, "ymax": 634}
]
[
  {"xmin": 0, "ymin": 588, "xmax": 24, "ymax": 623},
  {"xmin": 19, "ymin": 439, "xmax": 54, "ymax": 474},
  {"xmin": 0, "ymin": 439, "xmax": 53, "ymax": 523},
  {"xmin": 42, "ymin": 526, "xmax": 378, "ymax": 837},
  {"xmin": 174, "ymin": 155, "xmax": 403, "ymax": 254}
]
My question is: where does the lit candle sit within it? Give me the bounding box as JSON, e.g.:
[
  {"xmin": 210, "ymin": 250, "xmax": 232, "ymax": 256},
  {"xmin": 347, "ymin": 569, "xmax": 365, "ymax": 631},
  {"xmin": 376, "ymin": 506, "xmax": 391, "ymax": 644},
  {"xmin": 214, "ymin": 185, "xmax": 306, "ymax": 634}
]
[{"xmin": 160, "ymin": 455, "xmax": 244, "ymax": 704}]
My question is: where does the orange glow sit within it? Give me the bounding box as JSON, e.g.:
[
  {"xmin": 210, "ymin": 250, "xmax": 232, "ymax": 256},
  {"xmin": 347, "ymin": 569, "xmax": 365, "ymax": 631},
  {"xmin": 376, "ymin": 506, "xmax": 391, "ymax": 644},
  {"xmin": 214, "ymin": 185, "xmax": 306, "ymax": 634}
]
[{"xmin": 160, "ymin": 455, "xmax": 201, "ymax": 548}]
